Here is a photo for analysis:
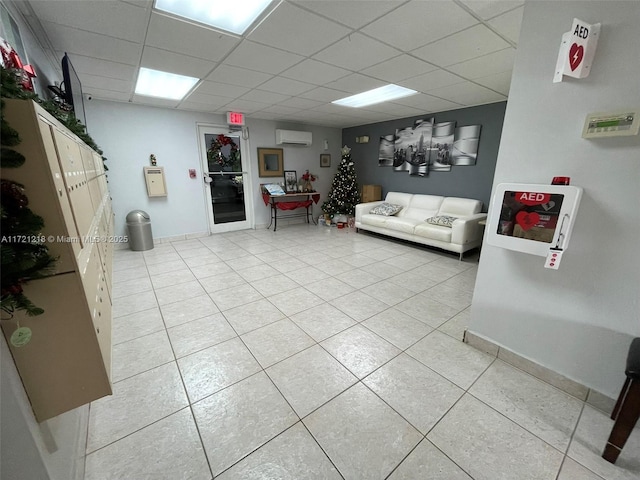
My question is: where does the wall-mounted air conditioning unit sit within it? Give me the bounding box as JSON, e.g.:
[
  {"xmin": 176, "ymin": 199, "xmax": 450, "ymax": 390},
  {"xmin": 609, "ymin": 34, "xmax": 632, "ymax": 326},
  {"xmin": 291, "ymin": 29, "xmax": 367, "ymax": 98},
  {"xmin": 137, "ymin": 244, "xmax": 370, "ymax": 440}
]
[{"xmin": 275, "ymin": 129, "xmax": 312, "ymax": 146}]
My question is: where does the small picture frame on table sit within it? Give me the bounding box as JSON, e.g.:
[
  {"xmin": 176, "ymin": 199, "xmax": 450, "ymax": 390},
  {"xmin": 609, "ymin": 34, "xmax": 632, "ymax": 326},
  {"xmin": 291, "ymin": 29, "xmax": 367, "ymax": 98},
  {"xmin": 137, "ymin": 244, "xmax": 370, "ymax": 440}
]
[
  {"xmin": 284, "ymin": 170, "xmax": 297, "ymax": 193},
  {"xmin": 320, "ymin": 154, "xmax": 331, "ymax": 168}
]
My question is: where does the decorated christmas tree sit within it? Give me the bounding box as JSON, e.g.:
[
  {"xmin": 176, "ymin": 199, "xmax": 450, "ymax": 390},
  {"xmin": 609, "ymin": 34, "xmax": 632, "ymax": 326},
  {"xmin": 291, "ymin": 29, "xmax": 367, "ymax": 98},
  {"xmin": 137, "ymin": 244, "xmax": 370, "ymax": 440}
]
[{"xmin": 322, "ymin": 145, "xmax": 361, "ymax": 217}]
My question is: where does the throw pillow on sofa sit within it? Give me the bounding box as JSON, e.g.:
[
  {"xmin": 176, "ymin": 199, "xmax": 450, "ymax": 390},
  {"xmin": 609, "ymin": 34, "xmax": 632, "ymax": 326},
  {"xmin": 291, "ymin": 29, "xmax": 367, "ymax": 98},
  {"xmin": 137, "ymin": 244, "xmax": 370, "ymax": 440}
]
[
  {"xmin": 426, "ymin": 215, "xmax": 457, "ymax": 227},
  {"xmin": 370, "ymin": 203, "xmax": 403, "ymax": 216}
]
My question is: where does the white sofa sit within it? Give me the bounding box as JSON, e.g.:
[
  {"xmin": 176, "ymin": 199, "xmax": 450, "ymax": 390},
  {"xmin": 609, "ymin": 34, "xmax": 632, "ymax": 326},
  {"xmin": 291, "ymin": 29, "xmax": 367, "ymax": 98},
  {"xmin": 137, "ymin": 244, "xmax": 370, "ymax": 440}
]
[{"xmin": 355, "ymin": 192, "xmax": 487, "ymax": 259}]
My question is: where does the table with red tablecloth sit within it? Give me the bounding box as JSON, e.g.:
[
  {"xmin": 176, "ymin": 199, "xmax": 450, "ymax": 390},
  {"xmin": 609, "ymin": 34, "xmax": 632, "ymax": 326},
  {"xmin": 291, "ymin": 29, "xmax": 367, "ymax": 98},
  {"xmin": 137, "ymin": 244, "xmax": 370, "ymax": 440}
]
[{"xmin": 262, "ymin": 192, "xmax": 320, "ymax": 231}]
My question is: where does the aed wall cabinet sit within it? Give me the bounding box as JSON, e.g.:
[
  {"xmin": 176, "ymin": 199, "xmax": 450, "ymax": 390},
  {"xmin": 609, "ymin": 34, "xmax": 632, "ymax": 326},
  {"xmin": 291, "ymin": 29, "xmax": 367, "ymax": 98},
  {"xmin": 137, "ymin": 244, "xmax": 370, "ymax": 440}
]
[
  {"xmin": 144, "ymin": 166, "xmax": 167, "ymax": 197},
  {"xmin": 0, "ymin": 99, "xmax": 113, "ymax": 421},
  {"xmin": 486, "ymin": 183, "xmax": 583, "ymax": 257}
]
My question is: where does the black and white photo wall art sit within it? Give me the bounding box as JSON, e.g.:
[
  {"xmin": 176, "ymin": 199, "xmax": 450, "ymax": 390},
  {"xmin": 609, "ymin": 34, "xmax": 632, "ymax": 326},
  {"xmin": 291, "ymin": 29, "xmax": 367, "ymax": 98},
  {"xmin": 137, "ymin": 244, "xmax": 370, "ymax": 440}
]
[
  {"xmin": 378, "ymin": 116, "xmax": 482, "ymax": 176},
  {"xmin": 378, "ymin": 135, "xmax": 394, "ymax": 167}
]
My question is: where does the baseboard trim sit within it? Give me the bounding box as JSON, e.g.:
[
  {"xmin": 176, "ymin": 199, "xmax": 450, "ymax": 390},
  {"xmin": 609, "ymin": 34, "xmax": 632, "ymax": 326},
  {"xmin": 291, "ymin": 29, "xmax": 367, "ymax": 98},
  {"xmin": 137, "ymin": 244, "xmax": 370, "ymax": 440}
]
[{"xmin": 464, "ymin": 330, "xmax": 615, "ymax": 413}]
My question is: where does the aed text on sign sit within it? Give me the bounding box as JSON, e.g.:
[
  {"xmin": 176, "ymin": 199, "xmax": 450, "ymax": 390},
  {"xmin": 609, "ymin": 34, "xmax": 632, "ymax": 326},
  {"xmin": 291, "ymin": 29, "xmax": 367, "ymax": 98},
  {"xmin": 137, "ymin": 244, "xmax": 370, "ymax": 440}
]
[
  {"xmin": 573, "ymin": 24, "xmax": 589, "ymax": 38},
  {"xmin": 515, "ymin": 192, "xmax": 551, "ymax": 206}
]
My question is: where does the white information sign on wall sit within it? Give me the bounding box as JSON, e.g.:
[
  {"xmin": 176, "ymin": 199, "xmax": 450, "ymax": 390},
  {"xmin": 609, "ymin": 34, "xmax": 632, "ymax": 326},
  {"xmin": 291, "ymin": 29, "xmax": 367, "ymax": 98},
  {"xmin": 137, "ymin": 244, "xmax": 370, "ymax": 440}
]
[{"xmin": 553, "ymin": 18, "xmax": 601, "ymax": 83}]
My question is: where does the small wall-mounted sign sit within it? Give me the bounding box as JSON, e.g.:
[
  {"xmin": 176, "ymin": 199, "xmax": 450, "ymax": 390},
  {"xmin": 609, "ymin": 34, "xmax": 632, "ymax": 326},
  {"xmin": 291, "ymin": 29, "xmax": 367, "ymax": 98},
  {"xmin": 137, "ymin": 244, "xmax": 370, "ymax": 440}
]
[
  {"xmin": 554, "ymin": 18, "xmax": 600, "ymax": 83},
  {"xmin": 227, "ymin": 111, "xmax": 245, "ymax": 126}
]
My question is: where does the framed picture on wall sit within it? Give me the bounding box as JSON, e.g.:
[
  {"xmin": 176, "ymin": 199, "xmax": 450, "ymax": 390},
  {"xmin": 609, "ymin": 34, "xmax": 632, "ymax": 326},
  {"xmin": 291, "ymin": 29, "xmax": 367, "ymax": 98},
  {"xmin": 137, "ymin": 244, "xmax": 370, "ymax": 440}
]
[
  {"xmin": 257, "ymin": 148, "xmax": 284, "ymax": 177},
  {"xmin": 320, "ymin": 154, "xmax": 331, "ymax": 168},
  {"xmin": 284, "ymin": 170, "xmax": 297, "ymax": 193}
]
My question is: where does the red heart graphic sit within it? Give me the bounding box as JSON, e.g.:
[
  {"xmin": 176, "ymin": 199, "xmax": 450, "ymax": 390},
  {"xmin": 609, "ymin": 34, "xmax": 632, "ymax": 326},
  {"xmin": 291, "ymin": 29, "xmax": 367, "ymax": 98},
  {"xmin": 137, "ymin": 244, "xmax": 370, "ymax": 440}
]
[
  {"xmin": 569, "ymin": 43, "xmax": 584, "ymax": 71},
  {"xmin": 516, "ymin": 211, "xmax": 540, "ymax": 231}
]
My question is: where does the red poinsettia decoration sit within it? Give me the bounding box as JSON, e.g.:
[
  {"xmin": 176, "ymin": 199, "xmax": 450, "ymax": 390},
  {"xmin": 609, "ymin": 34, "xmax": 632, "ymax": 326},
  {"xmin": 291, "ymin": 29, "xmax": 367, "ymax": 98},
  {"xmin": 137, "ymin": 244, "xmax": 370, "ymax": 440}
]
[{"xmin": 301, "ymin": 170, "xmax": 316, "ymax": 182}]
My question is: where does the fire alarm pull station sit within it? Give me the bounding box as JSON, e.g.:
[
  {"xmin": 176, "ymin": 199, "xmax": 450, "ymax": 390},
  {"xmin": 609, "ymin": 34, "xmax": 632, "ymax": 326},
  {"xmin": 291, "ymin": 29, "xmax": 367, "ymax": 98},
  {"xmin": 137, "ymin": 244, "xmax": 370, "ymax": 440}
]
[
  {"xmin": 486, "ymin": 183, "xmax": 582, "ymax": 269},
  {"xmin": 189, "ymin": 169, "xmax": 196, "ymax": 179}
]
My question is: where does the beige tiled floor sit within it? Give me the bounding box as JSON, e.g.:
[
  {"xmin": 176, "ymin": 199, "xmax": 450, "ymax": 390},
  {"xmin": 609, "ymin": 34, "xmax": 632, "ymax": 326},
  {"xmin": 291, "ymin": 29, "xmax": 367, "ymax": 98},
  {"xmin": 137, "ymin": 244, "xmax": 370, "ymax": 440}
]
[{"xmin": 85, "ymin": 224, "xmax": 640, "ymax": 480}]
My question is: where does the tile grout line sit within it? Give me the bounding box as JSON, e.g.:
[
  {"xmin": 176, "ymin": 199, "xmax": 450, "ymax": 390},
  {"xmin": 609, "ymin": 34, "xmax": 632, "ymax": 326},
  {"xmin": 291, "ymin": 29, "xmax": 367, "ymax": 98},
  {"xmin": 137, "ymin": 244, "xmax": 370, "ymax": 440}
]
[{"xmin": 99, "ymin": 227, "xmax": 517, "ymax": 479}]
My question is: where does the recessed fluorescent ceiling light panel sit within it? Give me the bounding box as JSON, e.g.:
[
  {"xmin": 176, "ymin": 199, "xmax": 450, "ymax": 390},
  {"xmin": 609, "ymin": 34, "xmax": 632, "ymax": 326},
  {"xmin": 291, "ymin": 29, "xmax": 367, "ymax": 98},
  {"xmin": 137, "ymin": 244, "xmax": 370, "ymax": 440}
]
[
  {"xmin": 154, "ymin": 0, "xmax": 272, "ymax": 35},
  {"xmin": 135, "ymin": 67, "xmax": 199, "ymax": 100},
  {"xmin": 332, "ymin": 84, "xmax": 418, "ymax": 108}
]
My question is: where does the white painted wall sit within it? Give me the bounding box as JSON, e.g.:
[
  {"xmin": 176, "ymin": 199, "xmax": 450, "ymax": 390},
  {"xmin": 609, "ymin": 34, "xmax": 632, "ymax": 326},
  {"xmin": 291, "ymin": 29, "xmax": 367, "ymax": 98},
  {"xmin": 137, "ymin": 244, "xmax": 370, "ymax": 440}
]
[
  {"xmin": 470, "ymin": 1, "xmax": 640, "ymax": 398},
  {"xmin": 85, "ymin": 101, "xmax": 342, "ymax": 239},
  {"xmin": 246, "ymin": 118, "xmax": 341, "ymax": 227}
]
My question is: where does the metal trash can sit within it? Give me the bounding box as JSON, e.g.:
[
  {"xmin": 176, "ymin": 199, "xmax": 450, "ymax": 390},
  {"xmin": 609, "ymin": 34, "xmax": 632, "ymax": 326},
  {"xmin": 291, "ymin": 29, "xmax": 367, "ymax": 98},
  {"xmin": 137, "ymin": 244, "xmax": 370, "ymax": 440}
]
[{"xmin": 126, "ymin": 210, "xmax": 154, "ymax": 251}]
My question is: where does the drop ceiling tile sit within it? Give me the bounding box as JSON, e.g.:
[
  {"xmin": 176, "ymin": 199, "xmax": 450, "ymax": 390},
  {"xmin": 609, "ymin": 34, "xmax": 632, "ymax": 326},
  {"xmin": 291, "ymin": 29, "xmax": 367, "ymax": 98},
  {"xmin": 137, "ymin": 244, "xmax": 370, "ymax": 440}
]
[
  {"xmin": 29, "ymin": 0, "xmax": 149, "ymax": 43},
  {"xmin": 141, "ymin": 47, "xmax": 215, "ymax": 78},
  {"xmin": 325, "ymin": 74, "xmax": 386, "ymax": 95},
  {"xmin": 310, "ymin": 103, "xmax": 360, "ymax": 115},
  {"xmin": 459, "ymin": 0, "xmax": 524, "ymax": 20},
  {"xmin": 307, "ymin": 112, "xmax": 359, "ymax": 126},
  {"xmin": 354, "ymin": 104, "xmax": 423, "ymax": 119},
  {"xmin": 391, "ymin": 93, "xmax": 460, "ymax": 111},
  {"xmin": 412, "ymin": 24, "xmax": 511, "ymax": 67},
  {"xmin": 299, "ymin": 87, "xmax": 350, "ymax": 102},
  {"xmin": 473, "ymin": 71, "xmax": 513, "ymax": 95},
  {"xmin": 489, "ymin": 7, "xmax": 524, "ymax": 44},
  {"xmin": 361, "ymin": 0, "xmax": 478, "ymax": 51},
  {"xmin": 391, "ymin": 93, "xmax": 464, "ymax": 112},
  {"xmin": 362, "ymin": 55, "xmax": 438, "ymax": 83},
  {"xmin": 280, "ymin": 59, "xmax": 350, "ymax": 86},
  {"xmin": 382, "ymin": 104, "xmax": 428, "ymax": 117},
  {"xmin": 121, "ymin": 0, "xmax": 152, "ymax": 7},
  {"xmin": 61, "ymin": 54, "xmax": 136, "ymax": 81},
  {"xmin": 225, "ymin": 41, "xmax": 305, "ymax": 75},
  {"xmin": 240, "ymin": 90, "xmax": 290, "ymax": 104},
  {"xmin": 179, "ymin": 101, "xmax": 220, "ymax": 113},
  {"xmin": 313, "ymin": 33, "xmax": 399, "ymax": 71},
  {"xmin": 258, "ymin": 105, "xmax": 302, "ymax": 115},
  {"xmin": 195, "ymin": 81, "xmax": 250, "ymax": 98},
  {"xmin": 258, "ymin": 77, "xmax": 316, "ymax": 96},
  {"xmin": 146, "ymin": 12, "xmax": 240, "ymax": 62},
  {"xmin": 348, "ymin": 109, "xmax": 394, "ymax": 120},
  {"xmin": 399, "ymin": 69, "xmax": 466, "ymax": 92},
  {"xmin": 41, "ymin": 21, "xmax": 142, "ymax": 65},
  {"xmin": 80, "ymin": 73, "xmax": 132, "ymax": 93},
  {"xmin": 205, "ymin": 65, "xmax": 273, "ymax": 88},
  {"xmin": 447, "ymin": 48, "xmax": 516, "ymax": 79},
  {"xmin": 82, "ymin": 88, "xmax": 131, "ymax": 103},
  {"xmin": 292, "ymin": 1, "xmax": 400, "ymax": 29},
  {"xmin": 221, "ymin": 99, "xmax": 272, "ymax": 113},
  {"xmin": 132, "ymin": 94, "xmax": 180, "ymax": 108},
  {"xmin": 182, "ymin": 93, "xmax": 235, "ymax": 110},
  {"xmin": 277, "ymin": 97, "xmax": 324, "ymax": 110},
  {"xmin": 427, "ymin": 81, "xmax": 506, "ymax": 105},
  {"xmin": 248, "ymin": 3, "xmax": 350, "ymax": 56}
]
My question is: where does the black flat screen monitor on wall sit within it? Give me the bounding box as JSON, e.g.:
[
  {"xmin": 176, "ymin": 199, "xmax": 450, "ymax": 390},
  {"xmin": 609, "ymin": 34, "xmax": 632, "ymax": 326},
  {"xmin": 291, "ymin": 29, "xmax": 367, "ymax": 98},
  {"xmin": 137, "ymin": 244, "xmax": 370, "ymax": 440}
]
[{"xmin": 61, "ymin": 53, "xmax": 86, "ymax": 128}]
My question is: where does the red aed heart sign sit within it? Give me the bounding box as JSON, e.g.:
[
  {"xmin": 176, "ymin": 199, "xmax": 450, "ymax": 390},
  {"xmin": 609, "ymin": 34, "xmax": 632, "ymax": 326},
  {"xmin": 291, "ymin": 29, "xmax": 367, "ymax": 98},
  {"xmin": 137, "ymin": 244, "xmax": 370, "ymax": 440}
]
[
  {"xmin": 516, "ymin": 211, "xmax": 540, "ymax": 231},
  {"xmin": 569, "ymin": 43, "xmax": 584, "ymax": 71}
]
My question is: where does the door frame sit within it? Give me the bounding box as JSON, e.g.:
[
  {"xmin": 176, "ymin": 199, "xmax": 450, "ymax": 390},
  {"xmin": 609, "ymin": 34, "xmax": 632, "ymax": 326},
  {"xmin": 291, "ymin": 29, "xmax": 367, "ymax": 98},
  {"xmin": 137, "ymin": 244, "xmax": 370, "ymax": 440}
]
[{"xmin": 196, "ymin": 123, "xmax": 254, "ymax": 233}]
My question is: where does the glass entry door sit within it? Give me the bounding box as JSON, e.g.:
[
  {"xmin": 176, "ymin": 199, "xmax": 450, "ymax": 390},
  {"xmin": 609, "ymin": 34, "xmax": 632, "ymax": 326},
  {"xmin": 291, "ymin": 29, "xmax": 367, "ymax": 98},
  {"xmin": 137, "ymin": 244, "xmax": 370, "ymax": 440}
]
[{"xmin": 198, "ymin": 124, "xmax": 253, "ymax": 232}]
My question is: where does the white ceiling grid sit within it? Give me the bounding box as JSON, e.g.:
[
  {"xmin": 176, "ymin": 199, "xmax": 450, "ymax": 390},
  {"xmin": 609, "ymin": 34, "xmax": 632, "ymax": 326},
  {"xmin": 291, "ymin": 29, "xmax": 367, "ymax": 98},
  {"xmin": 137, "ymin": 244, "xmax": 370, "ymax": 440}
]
[{"xmin": 20, "ymin": 0, "xmax": 524, "ymax": 127}]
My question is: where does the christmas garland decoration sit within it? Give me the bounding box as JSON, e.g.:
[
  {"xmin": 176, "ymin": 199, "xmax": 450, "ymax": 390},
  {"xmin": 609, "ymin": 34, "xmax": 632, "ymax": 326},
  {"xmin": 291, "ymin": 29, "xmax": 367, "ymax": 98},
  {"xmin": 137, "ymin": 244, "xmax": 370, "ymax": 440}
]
[
  {"xmin": 0, "ymin": 66, "xmax": 107, "ymax": 168},
  {"xmin": 1, "ymin": 64, "xmax": 106, "ymax": 317}
]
